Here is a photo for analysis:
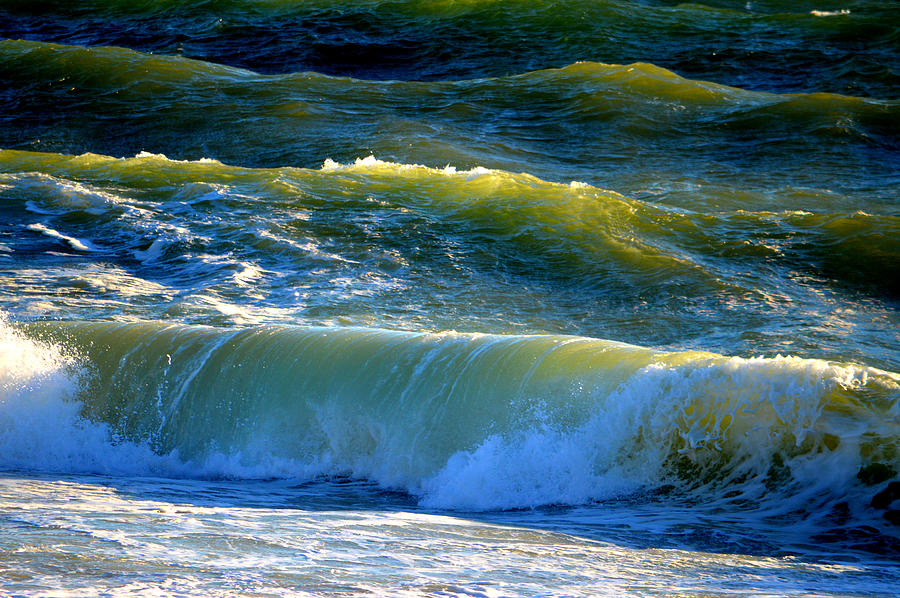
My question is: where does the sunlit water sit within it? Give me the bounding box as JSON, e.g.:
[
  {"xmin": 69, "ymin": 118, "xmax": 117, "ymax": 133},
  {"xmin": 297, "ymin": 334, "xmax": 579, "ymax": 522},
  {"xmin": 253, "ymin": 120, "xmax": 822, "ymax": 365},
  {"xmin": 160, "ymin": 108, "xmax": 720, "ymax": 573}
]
[
  {"xmin": 3, "ymin": 474, "xmax": 898, "ymax": 598},
  {"xmin": 1, "ymin": 0, "xmax": 899, "ymax": 595}
]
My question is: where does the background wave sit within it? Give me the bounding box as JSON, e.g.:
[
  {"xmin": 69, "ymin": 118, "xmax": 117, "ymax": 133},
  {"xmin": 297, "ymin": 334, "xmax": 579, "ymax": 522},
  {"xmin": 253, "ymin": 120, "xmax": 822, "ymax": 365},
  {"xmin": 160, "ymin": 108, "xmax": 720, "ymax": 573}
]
[
  {"xmin": 3, "ymin": 149, "xmax": 898, "ymax": 370},
  {"xmin": 2, "ymin": 0, "xmax": 898, "ymax": 97},
  {"xmin": 1, "ymin": 40, "xmax": 897, "ymax": 211}
]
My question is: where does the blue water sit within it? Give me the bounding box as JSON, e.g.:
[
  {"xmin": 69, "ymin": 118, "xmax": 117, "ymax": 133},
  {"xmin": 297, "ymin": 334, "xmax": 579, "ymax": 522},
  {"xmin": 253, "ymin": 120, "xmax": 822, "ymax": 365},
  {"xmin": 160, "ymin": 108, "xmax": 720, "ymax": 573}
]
[{"xmin": 1, "ymin": 0, "xmax": 899, "ymax": 595}]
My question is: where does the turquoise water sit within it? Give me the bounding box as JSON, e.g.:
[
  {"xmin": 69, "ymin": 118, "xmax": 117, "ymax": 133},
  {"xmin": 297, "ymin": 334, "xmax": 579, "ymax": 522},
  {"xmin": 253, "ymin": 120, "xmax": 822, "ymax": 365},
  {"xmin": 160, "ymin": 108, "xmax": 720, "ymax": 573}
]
[{"xmin": 1, "ymin": 1, "xmax": 899, "ymax": 596}]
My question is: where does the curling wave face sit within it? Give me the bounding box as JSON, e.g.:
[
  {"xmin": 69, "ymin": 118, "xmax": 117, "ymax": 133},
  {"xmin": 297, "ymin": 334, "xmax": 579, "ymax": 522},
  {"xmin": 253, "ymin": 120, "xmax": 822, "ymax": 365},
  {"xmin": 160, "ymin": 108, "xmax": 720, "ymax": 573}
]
[{"xmin": 3, "ymin": 318, "xmax": 898, "ymax": 517}]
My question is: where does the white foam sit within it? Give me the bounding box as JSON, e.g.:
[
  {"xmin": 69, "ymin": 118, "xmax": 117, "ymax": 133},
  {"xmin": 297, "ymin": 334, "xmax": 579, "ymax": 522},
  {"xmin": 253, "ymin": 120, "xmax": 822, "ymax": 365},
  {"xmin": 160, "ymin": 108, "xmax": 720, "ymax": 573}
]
[
  {"xmin": 133, "ymin": 151, "xmax": 220, "ymax": 164},
  {"xmin": 26, "ymin": 223, "xmax": 95, "ymax": 252},
  {"xmin": 419, "ymin": 354, "xmax": 898, "ymax": 511},
  {"xmin": 133, "ymin": 238, "xmax": 169, "ymax": 263},
  {"xmin": 0, "ymin": 319, "xmax": 168, "ymax": 476},
  {"xmin": 420, "ymin": 427, "xmax": 638, "ymax": 510},
  {"xmin": 321, "ymin": 155, "xmax": 497, "ymax": 179},
  {"xmin": 810, "ymin": 9, "xmax": 850, "ymax": 16},
  {"xmin": 232, "ymin": 263, "xmax": 267, "ymax": 285}
]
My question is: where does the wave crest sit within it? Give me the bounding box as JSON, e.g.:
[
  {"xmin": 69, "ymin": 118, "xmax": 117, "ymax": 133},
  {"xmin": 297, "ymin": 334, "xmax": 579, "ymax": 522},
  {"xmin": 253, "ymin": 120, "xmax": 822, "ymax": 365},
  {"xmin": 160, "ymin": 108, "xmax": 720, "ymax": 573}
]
[{"xmin": 5, "ymin": 320, "xmax": 896, "ymax": 514}]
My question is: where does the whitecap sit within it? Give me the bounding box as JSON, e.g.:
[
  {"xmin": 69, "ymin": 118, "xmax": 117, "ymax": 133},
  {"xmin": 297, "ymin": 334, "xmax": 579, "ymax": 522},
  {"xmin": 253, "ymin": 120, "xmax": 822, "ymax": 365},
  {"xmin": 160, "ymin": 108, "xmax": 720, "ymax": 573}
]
[
  {"xmin": 25, "ymin": 223, "xmax": 95, "ymax": 252},
  {"xmin": 810, "ymin": 9, "xmax": 850, "ymax": 16}
]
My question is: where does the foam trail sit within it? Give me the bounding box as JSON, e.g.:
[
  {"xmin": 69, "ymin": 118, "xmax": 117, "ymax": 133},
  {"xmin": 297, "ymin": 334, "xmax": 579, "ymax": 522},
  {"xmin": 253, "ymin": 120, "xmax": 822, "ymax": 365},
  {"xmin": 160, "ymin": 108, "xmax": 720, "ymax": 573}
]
[{"xmin": 26, "ymin": 223, "xmax": 95, "ymax": 252}]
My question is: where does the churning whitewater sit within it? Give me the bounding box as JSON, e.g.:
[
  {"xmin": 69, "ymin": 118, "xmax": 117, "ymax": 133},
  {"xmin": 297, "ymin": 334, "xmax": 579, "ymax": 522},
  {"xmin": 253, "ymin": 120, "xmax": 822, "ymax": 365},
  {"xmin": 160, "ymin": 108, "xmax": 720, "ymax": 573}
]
[{"xmin": 1, "ymin": 0, "xmax": 899, "ymax": 596}]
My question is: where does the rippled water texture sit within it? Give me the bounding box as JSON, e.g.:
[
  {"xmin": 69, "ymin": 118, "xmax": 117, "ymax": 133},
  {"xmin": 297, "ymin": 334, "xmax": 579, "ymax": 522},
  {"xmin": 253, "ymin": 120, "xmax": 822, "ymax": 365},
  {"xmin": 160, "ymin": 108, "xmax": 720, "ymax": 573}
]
[{"xmin": 1, "ymin": 1, "xmax": 899, "ymax": 596}]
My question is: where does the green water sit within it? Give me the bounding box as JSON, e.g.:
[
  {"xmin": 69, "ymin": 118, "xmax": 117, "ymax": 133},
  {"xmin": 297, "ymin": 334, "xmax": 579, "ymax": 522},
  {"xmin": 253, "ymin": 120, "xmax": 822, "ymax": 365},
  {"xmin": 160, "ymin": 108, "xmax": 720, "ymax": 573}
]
[
  {"xmin": 1, "ymin": 1, "xmax": 899, "ymax": 595},
  {"xmin": 2, "ymin": 148, "xmax": 898, "ymax": 369}
]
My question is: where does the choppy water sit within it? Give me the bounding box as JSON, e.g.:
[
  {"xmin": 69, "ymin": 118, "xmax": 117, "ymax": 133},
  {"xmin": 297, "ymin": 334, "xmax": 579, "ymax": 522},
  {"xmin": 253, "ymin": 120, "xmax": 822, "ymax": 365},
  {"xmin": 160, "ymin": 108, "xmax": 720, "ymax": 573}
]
[{"xmin": 1, "ymin": 1, "xmax": 899, "ymax": 596}]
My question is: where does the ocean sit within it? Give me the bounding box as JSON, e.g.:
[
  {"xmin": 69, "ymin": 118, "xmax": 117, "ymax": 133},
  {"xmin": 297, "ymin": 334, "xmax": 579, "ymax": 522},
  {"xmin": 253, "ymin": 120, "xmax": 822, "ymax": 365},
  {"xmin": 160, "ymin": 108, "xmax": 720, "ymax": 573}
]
[{"xmin": 1, "ymin": 1, "xmax": 899, "ymax": 596}]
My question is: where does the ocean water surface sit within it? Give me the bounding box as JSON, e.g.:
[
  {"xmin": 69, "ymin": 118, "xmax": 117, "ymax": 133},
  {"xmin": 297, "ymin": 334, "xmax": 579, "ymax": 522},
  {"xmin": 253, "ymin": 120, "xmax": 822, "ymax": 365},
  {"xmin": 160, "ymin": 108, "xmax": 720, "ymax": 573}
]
[{"xmin": 1, "ymin": 0, "xmax": 899, "ymax": 596}]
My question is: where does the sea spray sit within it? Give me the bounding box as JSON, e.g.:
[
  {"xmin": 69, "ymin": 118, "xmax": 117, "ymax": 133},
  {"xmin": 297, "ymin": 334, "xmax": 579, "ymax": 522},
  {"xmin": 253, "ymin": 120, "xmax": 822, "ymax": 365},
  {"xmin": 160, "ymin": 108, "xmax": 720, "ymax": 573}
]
[
  {"xmin": 0, "ymin": 317, "xmax": 143, "ymax": 473},
  {"xmin": 421, "ymin": 354, "xmax": 900, "ymax": 512}
]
